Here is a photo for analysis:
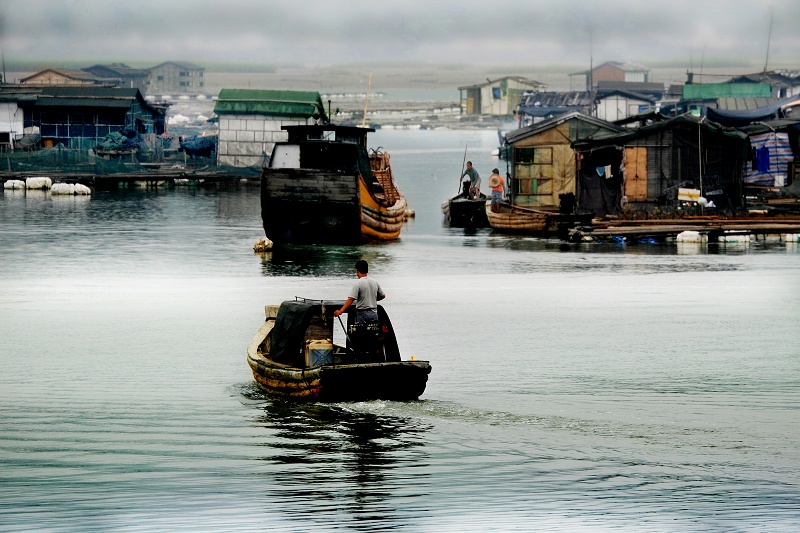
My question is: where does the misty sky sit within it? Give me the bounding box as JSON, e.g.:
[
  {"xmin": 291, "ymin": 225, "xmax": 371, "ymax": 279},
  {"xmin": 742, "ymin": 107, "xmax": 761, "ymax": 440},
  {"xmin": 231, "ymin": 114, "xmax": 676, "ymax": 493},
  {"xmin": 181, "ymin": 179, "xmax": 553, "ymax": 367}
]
[{"xmin": 1, "ymin": 0, "xmax": 798, "ymax": 69}]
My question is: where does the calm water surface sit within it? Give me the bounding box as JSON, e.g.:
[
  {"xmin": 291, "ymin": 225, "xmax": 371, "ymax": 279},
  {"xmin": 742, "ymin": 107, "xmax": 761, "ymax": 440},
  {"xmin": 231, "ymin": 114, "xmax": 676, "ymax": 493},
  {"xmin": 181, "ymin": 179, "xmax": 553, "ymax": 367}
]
[{"xmin": 2, "ymin": 130, "xmax": 799, "ymax": 532}]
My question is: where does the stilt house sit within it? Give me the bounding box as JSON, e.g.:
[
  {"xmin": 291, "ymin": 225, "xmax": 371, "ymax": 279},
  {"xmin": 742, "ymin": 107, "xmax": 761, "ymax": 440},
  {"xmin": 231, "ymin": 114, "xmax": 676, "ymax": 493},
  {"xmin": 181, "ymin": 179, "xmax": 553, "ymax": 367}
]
[
  {"xmin": 504, "ymin": 112, "xmax": 623, "ymax": 212},
  {"xmin": 573, "ymin": 114, "xmax": 751, "ymax": 214},
  {"xmin": 214, "ymin": 89, "xmax": 327, "ymax": 168}
]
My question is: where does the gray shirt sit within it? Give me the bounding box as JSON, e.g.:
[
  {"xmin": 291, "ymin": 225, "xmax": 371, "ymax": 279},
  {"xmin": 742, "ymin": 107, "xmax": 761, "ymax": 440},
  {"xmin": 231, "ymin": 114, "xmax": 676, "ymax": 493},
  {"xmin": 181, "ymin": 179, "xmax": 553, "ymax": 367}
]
[
  {"xmin": 462, "ymin": 167, "xmax": 480, "ymax": 185},
  {"xmin": 348, "ymin": 276, "xmax": 384, "ymax": 311}
]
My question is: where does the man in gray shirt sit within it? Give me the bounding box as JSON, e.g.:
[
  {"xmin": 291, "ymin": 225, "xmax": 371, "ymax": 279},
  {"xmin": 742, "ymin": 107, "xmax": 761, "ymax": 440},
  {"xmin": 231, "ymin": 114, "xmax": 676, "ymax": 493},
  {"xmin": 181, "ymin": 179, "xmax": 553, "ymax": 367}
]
[
  {"xmin": 334, "ymin": 260, "xmax": 385, "ymax": 324},
  {"xmin": 461, "ymin": 161, "xmax": 481, "ymax": 199}
]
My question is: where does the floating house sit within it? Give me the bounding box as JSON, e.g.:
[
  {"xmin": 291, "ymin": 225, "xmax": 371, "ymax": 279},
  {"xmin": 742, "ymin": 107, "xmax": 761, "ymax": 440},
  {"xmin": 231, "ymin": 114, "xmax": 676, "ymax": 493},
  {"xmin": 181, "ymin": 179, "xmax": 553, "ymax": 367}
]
[
  {"xmin": 504, "ymin": 112, "xmax": 623, "ymax": 213},
  {"xmin": 459, "ymin": 76, "xmax": 547, "ymax": 116},
  {"xmin": 19, "ymin": 69, "xmax": 101, "ymax": 87},
  {"xmin": 726, "ymin": 71, "xmax": 800, "ymax": 99},
  {"xmin": 572, "ymin": 114, "xmax": 751, "ymax": 213},
  {"xmin": 17, "ymin": 87, "xmax": 165, "ymax": 149},
  {"xmin": 515, "ymin": 91, "xmax": 593, "ymax": 126},
  {"xmin": 0, "ymin": 87, "xmax": 41, "ymax": 149},
  {"xmin": 681, "ymin": 83, "xmax": 772, "ymax": 115},
  {"xmin": 146, "ymin": 62, "xmax": 205, "ymax": 95},
  {"xmin": 82, "ymin": 64, "xmax": 149, "ymax": 94},
  {"xmin": 214, "ymin": 89, "xmax": 327, "ymax": 168},
  {"xmin": 594, "ymin": 86, "xmax": 660, "ymax": 123},
  {"xmin": 571, "ymin": 61, "xmax": 650, "ymax": 91}
]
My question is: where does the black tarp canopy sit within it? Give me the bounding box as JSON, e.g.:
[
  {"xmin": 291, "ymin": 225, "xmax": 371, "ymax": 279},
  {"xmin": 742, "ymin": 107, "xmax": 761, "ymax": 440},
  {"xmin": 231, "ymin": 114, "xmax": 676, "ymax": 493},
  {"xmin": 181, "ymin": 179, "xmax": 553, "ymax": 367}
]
[{"xmin": 270, "ymin": 299, "xmax": 400, "ymax": 367}]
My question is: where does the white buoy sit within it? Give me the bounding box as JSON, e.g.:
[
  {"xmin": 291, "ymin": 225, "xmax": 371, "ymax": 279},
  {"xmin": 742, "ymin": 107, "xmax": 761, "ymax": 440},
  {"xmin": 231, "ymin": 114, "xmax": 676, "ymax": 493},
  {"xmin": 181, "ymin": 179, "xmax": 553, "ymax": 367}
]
[
  {"xmin": 719, "ymin": 234, "xmax": 751, "ymax": 243},
  {"xmin": 25, "ymin": 177, "xmax": 52, "ymax": 190},
  {"xmin": 51, "ymin": 183, "xmax": 76, "ymax": 195},
  {"xmin": 4, "ymin": 180, "xmax": 25, "ymax": 189},
  {"xmin": 676, "ymin": 230, "xmax": 707, "ymax": 243}
]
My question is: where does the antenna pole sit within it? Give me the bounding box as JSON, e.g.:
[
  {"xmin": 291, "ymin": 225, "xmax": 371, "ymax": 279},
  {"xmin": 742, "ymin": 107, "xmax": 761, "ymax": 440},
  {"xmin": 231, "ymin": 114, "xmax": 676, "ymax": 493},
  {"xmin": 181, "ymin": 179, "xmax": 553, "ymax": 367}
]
[
  {"xmin": 588, "ymin": 28, "xmax": 593, "ymax": 92},
  {"xmin": 361, "ymin": 71, "xmax": 372, "ymax": 128},
  {"xmin": 763, "ymin": 9, "xmax": 773, "ymax": 73}
]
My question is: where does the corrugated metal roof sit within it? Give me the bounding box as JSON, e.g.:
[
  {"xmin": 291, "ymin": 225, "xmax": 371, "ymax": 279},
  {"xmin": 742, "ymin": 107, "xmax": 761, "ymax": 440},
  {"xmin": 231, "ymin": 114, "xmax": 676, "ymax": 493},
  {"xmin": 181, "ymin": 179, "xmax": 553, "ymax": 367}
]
[
  {"xmin": 682, "ymin": 83, "xmax": 771, "ymax": 101},
  {"xmin": 148, "ymin": 61, "xmax": 204, "ymax": 71},
  {"xmin": 83, "ymin": 64, "xmax": 149, "ymax": 77},
  {"xmin": 457, "ymin": 76, "xmax": 547, "ymax": 91},
  {"xmin": 571, "ymin": 61, "xmax": 650, "ymax": 76},
  {"xmin": 34, "ymin": 98, "xmax": 133, "ymax": 108},
  {"xmin": 40, "ymin": 87, "xmax": 140, "ymax": 98},
  {"xmin": 716, "ymin": 97, "xmax": 777, "ymax": 111},
  {"xmin": 29, "ymin": 87, "xmax": 163, "ymax": 115},
  {"xmin": 506, "ymin": 111, "xmax": 623, "ymax": 143},
  {"xmin": 214, "ymin": 89, "xmax": 326, "ymax": 118},
  {"xmin": 574, "ymin": 113, "xmax": 748, "ymax": 149},
  {"xmin": 19, "ymin": 69, "xmax": 97, "ymax": 83}
]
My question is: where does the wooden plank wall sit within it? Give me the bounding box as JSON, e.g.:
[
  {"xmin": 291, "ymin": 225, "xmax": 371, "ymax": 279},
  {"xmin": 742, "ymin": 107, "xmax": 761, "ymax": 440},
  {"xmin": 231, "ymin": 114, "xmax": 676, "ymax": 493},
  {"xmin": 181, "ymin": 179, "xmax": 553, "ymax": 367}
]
[{"xmin": 265, "ymin": 170, "xmax": 358, "ymax": 203}]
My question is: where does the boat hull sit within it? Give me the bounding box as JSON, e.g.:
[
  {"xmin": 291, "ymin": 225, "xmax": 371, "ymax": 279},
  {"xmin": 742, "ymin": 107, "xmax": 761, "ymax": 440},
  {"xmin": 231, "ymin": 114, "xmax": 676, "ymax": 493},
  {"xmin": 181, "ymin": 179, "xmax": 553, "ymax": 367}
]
[
  {"xmin": 261, "ymin": 169, "xmax": 406, "ymax": 244},
  {"xmin": 486, "ymin": 201, "xmax": 593, "ymax": 236},
  {"xmin": 485, "ymin": 201, "xmax": 551, "ymax": 232},
  {"xmin": 247, "ymin": 319, "xmax": 431, "ymax": 402},
  {"xmin": 442, "ymin": 196, "xmax": 489, "ymax": 227}
]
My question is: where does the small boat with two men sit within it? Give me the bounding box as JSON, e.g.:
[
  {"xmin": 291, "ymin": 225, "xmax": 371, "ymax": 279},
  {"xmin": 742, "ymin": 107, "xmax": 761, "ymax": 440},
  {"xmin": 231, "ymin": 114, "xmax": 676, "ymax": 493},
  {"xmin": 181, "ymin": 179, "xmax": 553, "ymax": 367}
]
[
  {"xmin": 261, "ymin": 124, "xmax": 409, "ymax": 245},
  {"xmin": 441, "ymin": 182, "xmax": 488, "ymax": 228},
  {"xmin": 441, "ymin": 159, "xmax": 489, "ymax": 228},
  {"xmin": 247, "ymin": 298, "xmax": 431, "ymax": 402}
]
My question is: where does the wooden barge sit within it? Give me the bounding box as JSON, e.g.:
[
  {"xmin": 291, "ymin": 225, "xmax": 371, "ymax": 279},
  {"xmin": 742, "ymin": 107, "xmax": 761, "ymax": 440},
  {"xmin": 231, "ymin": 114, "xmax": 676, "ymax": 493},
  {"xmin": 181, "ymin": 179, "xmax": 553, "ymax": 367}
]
[
  {"xmin": 247, "ymin": 299, "xmax": 431, "ymax": 402},
  {"xmin": 261, "ymin": 124, "xmax": 408, "ymax": 245},
  {"xmin": 485, "ymin": 201, "xmax": 593, "ymax": 236}
]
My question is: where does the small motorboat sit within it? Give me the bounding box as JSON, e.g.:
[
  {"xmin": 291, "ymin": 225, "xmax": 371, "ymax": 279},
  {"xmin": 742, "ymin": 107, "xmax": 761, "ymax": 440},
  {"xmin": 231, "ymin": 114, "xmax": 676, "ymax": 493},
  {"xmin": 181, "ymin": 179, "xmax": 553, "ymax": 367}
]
[{"xmin": 247, "ymin": 298, "xmax": 431, "ymax": 402}]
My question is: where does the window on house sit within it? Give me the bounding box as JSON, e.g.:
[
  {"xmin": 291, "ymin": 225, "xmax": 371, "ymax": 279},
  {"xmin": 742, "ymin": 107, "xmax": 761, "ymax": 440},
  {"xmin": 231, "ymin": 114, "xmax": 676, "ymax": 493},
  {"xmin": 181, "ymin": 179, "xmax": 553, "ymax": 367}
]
[
  {"xmin": 492, "ymin": 87, "xmax": 502, "ymax": 99},
  {"xmin": 157, "ymin": 75, "xmax": 164, "ymax": 81},
  {"xmin": 514, "ymin": 146, "xmax": 554, "ymax": 196}
]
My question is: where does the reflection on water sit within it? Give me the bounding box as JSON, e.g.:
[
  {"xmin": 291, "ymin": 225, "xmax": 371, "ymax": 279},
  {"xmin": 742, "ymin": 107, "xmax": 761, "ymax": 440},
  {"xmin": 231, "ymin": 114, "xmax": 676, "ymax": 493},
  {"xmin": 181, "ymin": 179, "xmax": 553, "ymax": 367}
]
[
  {"xmin": 258, "ymin": 245, "xmax": 397, "ymax": 278},
  {"xmin": 247, "ymin": 393, "xmax": 431, "ymax": 530}
]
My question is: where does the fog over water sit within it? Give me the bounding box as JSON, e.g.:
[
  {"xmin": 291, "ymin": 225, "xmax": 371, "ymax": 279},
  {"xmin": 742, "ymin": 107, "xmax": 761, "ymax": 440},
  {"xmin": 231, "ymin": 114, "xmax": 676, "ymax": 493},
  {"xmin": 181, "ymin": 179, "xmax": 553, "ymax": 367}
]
[{"xmin": 2, "ymin": 0, "xmax": 799, "ymax": 68}]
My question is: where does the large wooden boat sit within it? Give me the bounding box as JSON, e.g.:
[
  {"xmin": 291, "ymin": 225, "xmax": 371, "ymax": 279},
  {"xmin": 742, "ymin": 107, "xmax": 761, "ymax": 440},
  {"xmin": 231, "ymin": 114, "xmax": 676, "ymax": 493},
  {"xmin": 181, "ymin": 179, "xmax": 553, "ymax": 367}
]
[
  {"xmin": 485, "ymin": 201, "xmax": 593, "ymax": 236},
  {"xmin": 261, "ymin": 124, "xmax": 408, "ymax": 245},
  {"xmin": 247, "ymin": 298, "xmax": 431, "ymax": 402}
]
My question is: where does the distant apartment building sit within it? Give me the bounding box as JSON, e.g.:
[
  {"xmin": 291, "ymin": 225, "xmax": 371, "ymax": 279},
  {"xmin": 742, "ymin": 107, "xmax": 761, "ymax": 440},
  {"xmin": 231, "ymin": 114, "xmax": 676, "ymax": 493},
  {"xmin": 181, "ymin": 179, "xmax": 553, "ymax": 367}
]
[{"xmin": 146, "ymin": 62, "xmax": 205, "ymax": 95}]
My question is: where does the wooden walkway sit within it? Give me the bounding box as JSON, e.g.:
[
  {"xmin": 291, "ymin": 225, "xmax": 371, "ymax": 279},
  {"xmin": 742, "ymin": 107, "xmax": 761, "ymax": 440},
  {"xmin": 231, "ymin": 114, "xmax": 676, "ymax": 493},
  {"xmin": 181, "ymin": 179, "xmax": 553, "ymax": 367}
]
[{"xmin": 571, "ymin": 217, "xmax": 800, "ymax": 241}]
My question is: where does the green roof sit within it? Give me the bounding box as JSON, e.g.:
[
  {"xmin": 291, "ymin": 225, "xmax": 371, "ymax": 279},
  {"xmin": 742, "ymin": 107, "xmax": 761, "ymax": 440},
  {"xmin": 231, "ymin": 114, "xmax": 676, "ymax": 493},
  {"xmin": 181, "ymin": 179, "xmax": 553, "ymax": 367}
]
[
  {"xmin": 682, "ymin": 83, "xmax": 771, "ymax": 101},
  {"xmin": 214, "ymin": 89, "xmax": 326, "ymax": 118}
]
